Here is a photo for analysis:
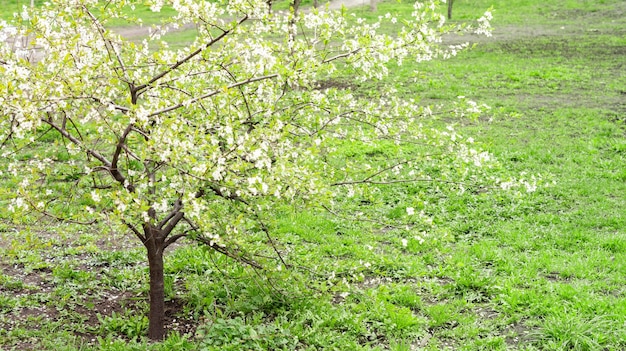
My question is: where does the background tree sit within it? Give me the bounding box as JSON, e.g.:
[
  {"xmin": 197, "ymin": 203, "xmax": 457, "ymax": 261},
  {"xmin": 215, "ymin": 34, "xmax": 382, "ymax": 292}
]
[{"xmin": 0, "ymin": 0, "xmax": 511, "ymax": 341}]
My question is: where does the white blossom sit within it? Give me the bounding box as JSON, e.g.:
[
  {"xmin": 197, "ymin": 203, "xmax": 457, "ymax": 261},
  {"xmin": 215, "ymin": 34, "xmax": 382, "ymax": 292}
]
[{"xmin": 91, "ymin": 191, "xmax": 101, "ymax": 203}]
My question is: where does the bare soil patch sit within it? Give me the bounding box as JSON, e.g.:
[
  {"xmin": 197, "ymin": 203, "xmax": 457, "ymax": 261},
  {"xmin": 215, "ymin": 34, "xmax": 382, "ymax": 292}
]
[
  {"xmin": 504, "ymin": 319, "xmax": 535, "ymax": 347},
  {"xmin": 0, "ymin": 247, "xmax": 198, "ymax": 346}
]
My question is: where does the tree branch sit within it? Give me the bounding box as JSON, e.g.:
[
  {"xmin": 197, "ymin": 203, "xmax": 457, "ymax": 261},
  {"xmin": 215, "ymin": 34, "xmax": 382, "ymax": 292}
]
[
  {"xmin": 43, "ymin": 117, "xmax": 111, "ymax": 168},
  {"xmin": 322, "ymin": 48, "xmax": 362, "ymax": 64},
  {"xmin": 43, "ymin": 116, "xmax": 136, "ymax": 193},
  {"xmin": 181, "ymin": 216, "xmax": 263, "ymax": 269},
  {"xmin": 218, "ymin": 63, "xmax": 255, "ymax": 132},
  {"xmin": 147, "ymin": 73, "xmax": 279, "ymax": 118},
  {"xmin": 111, "ymin": 124, "xmax": 134, "ymax": 170},
  {"xmin": 123, "ymin": 219, "xmax": 146, "ymax": 243},
  {"xmin": 163, "ymin": 232, "xmax": 187, "ymax": 249},
  {"xmin": 157, "ymin": 199, "xmax": 183, "ymax": 230},
  {"xmin": 162, "ymin": 211, "xmax": 185, "ymax": 237},
  {"xmin": 206, "ymin": 184, "xmax": 250, "ymax": 205},
  {"xmin": 134, "ymin": 15, "xmax": 250, "ymax": 95},
  {"xmin": 255, "ymin": 212, "xmax": 287, "ymax": 268}
]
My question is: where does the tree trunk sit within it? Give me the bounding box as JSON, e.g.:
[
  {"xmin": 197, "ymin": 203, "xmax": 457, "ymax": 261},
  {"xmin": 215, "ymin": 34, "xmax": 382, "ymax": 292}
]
[
  {"xmin": 447, "ymin": 0, "xmax": 453, "ymax": 19},
  {"xmin": 292, "ymin": 0, "xmax": 301, "ymax": 14},
  {"xmin": 369, "ymin": 0, "xmax": 376, "ymax": 12},
  {"xmin": 144, "ymin": 224, "xmax": 166, "ymax": 341}
]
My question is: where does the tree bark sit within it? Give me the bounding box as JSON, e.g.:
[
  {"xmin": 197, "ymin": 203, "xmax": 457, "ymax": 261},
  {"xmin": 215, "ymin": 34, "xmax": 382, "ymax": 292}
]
[
  {"xmin": 447, "ymin": 0, "xmax": 453, "ymax": 19},
  {"xmin": 144, "ymin": 224, "xmax": 166, "ymax": 341},
  {"xmin": 292, "ymin": 0, "xmax": 301, "ymax": 14}
]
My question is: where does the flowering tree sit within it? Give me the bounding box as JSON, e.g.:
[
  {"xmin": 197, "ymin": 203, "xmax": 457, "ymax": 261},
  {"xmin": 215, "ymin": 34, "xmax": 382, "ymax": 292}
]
[{"xmin": 0, "ymin": 0, "xmax": 506, "ymax": 340}]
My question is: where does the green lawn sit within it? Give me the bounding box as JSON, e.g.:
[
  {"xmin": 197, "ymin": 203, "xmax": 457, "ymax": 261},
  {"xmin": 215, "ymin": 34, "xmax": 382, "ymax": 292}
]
[{"xmin": 2, "ymin": 0, "xmax": 626, "ymax": 350}]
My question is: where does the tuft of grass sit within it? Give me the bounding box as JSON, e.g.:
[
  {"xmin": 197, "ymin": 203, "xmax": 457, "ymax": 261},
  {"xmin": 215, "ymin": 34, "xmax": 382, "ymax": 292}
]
[{"xmin": 531, "ymin": 314, "xmax": 626, "ymax": 351}]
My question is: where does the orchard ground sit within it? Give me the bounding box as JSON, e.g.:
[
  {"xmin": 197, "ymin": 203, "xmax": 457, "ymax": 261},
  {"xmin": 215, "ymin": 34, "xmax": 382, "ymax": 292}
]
[{"xmin": 1, "ymin": 0, "xmax": 626, "ymax": 350}]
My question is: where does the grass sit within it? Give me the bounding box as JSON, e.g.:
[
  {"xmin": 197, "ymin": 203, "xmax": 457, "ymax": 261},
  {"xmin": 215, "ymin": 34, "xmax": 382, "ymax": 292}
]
[
  {"xmin": 2, "ymin": 0, "xmax": 626, "ymax": 350},
  {"xmin": 0, "ymin": 0, "xmax": 178, "ymax": 23}
]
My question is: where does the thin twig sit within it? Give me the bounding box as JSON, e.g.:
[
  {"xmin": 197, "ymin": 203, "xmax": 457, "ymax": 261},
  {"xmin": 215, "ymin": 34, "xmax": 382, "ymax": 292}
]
[
  {"xmin": 332, "ymin": 178, "xmax": 461, "ymax": 187},
  {"xmin": 83, "ymin": 6, "xmax": 130, "ymax": 84},
  {"xmin": 23, "ymin": 197, "xmax": 97, "ymax": 225},
  {"xmin": 196, "ymin": 236, "xmax": 263, "ymax": 269},
  {"xmin": 321, "ymin": 204, "xmax": 406, "ymax": 230},
  {"xmin": 255, "ymin": 213, "xmax": 288, "ymax": 268}
]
